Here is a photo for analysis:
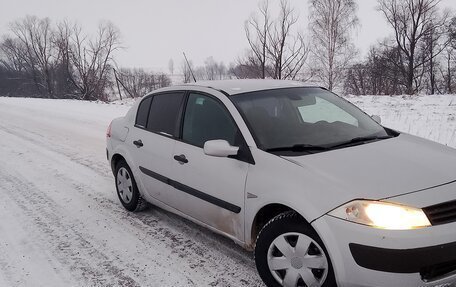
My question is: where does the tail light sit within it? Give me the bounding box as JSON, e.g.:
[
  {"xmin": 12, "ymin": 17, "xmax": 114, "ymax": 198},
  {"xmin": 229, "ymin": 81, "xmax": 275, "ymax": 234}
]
[{"xmin": 106, "ymin": 121, "xmax": 112, "ymax": 138}]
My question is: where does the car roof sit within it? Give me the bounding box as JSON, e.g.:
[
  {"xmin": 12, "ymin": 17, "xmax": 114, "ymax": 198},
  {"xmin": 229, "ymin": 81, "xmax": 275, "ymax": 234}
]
[{"xmin": 171, "ymin": 79, "xmax": 321, "ymax": 96}]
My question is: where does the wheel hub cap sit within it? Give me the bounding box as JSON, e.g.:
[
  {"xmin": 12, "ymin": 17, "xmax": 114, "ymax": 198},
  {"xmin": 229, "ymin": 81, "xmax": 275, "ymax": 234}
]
[
  {"xmin": 117, "ymin": 167, "xmax": 133, "ymax": 204},
  {"xmin": 267, "ymin": 232, "xmax": 329, "ymax": 287}
]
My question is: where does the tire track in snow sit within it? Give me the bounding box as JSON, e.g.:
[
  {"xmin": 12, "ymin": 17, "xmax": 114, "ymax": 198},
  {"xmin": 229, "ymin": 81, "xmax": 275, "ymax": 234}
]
[
  {"xmin": 0, "ymin": 166, "xmax": 141, "ymax": 287},
  {"xmin": 0, "ymin": 122, "xmax": 111, "ymax": 178},
  {"xmin": 0, "ymin": 130, "xmax": 199, "ymax": 286}
]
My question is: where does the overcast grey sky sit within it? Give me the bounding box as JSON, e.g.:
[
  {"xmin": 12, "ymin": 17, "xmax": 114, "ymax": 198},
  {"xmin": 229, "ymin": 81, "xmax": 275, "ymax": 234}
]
[{"xmin": 1, "ymin": 0, "xmax": 455, "ymax": 72}]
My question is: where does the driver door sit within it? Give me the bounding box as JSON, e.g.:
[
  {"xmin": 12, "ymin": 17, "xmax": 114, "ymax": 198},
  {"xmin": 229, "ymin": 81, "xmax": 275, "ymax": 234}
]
[{"xmin": 170, "ymin": 92, "xmax": 250, "ymax": 241}]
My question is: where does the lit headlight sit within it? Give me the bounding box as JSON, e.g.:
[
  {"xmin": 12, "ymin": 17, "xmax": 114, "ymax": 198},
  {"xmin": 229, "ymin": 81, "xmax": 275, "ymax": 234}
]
[{"xmin": 328, "ymin": 200, "xmax": 431, "ymax": 230}]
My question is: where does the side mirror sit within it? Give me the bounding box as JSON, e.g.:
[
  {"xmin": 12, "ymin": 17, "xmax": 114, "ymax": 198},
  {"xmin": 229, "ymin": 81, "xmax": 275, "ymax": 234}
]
[
  {"xmin": 204, "ymin": 140, "xmax": 239, "ymax": 157},
  {"xmin": 371, "ymin": 115, "xmax": 382, "ymax": 124}
]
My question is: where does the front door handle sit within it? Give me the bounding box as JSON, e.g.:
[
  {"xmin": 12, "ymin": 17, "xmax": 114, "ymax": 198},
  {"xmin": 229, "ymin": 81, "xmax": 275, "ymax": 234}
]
[
  {"xmin": 133, "ymin": 140, "xmax": 143, "ymax": 148},
  {"xmin": 173, "ymin": 154, "xmax": 188, "ymax": 164}
]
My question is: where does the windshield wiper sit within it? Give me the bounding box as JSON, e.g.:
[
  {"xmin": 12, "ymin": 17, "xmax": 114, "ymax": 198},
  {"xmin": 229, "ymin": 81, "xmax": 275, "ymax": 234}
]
[
  {"xmin": 266, "ymin": 144, "xmax": 329, "ymax": 153},
  {"xmin": 330, "ymin": 135, "xmax": 393, "ymax": 149}
]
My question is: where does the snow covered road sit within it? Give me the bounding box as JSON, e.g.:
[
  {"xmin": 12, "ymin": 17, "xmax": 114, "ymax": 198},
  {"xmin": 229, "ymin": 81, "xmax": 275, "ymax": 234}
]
[{"xmin": 0, "ymin": 98, "xmax": 262, "ymax": 287}]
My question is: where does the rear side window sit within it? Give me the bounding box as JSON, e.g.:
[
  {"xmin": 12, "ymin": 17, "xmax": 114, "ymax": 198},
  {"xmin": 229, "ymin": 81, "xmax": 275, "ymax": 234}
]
[
  {"xmin": 135, "ymin": 97, "xmax": 152, "ymax": 128},
  {"xmin": 147, "ymin": 92, "xmax": 185, "ymax": 137}
]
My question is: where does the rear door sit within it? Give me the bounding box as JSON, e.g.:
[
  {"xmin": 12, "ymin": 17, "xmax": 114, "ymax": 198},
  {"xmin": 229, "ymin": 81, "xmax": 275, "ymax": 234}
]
[
  {"xmin": 129, "ymin": 92, "xmax": 185, "ymax": 205},
  {"xmin": 170, "ymin": 92, "xmax": 252, "ymax": 241}
]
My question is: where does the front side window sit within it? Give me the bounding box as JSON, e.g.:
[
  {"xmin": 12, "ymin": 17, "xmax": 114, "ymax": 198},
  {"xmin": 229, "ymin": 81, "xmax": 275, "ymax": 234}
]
[
  {"xmin": 231, "ymin": 87, "xmax": 390, "ymax": 152},
  {"xmin": 182, "ymin": 93, "xmax": 238, "ymax": 148},
  {"xmin": 147, "ymin": 92, "xmax": 185, "ymax": 137}
]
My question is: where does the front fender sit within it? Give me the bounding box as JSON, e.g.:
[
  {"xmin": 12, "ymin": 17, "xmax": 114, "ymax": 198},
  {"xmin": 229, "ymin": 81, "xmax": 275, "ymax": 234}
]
[{"xmin": 244, "ymin": 148, "xmax": 352, "ymax": 246}]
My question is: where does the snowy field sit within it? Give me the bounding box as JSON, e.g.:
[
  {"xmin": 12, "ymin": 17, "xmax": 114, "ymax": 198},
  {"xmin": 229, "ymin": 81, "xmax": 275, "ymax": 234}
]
[
  {"xmin": 347, "ymin": 94, "xmax": 456, "ymax": 148},
  {"xmin": 0, "ymin": 94, "xmax": 455, "ymax": 287}
]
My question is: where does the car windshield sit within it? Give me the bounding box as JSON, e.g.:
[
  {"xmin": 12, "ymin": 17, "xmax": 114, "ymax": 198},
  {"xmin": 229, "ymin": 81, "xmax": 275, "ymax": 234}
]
[{"xmin": 231, "ymin": 87, "xmax": 392, "ymax": 153}]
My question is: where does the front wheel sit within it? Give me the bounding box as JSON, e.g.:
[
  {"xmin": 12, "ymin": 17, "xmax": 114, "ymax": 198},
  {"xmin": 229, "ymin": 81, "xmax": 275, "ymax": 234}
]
[
  {"xmin": 254, "ymin": 211, "xmax": 336, "ymax": 287},
  {"xmin": 114, "ymin": 160, "xmax": 147, "ymax": 212}
]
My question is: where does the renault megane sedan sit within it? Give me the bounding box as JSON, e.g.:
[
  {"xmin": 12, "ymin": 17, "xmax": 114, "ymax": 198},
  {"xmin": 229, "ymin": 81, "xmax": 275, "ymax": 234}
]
[{"xmin": 106, "ymin": 80, "xmax": 456, "ymax": 287}]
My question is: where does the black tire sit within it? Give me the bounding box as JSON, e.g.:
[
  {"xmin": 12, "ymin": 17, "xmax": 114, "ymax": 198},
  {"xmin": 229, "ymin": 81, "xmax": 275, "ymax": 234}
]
[
  {"xmin": 254, "ymin": 211, "xmax": 337, "ymax": 287},
  {"xmin": 114, "ymin": 160, "xmax": 148, "ymax": 212}
]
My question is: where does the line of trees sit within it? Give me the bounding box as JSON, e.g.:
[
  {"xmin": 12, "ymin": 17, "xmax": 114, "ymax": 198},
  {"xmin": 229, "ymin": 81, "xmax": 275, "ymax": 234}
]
[
  {"xmin": 228, "ymin": 0, "xmax": 359, "ymax": 91},
  {"xmin": 180, "ymin": 0, "xmax": 360, "ymax": 90},
  {"xmin": 345, "ymin": 0, "xmax": 456, "ymax": 95},
  {"xmin": 1, "ymin": 0, "xmax": 456, "ymax": 99},
  {"xmin": 114, "ymin": 68, "xmax": 171, "ymax": 99},
  {"xmin": 181, "ymin": 56, "xmax": 228, "ymax": 83},
  {"xmin": 232, "ymin": 0, "xmax": 456, "ymax": 95},
  {"xmin": 0, "ymin": 16, "xmax": 171, "ymax": 100}
]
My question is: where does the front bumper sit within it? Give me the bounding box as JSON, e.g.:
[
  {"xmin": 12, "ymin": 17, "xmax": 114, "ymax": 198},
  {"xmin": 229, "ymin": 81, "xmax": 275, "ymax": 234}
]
[{"xmin": 312, "ymin": 215, "xmax": 456, "ymax": 287}]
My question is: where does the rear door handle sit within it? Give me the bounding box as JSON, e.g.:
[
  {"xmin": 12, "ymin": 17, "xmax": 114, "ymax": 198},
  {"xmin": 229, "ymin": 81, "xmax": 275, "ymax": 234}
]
[
  {"xmin": 173, "ymin": 154, "xmax": 188, "ymax": 164},
  {"xmin": 133, "ymin": 140, "xmax": 143, "ymax": 148}
]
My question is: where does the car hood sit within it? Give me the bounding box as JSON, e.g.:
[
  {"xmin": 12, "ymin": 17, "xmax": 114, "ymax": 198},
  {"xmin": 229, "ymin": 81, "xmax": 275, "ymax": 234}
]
[{"xmin": 283, "ymin": 133, "xmax": 456, "ymax": 202}]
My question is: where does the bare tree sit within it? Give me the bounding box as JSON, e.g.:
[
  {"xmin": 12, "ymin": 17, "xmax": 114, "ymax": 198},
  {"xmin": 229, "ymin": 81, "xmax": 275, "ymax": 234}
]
[
  {"xmin": 0, "ymin": 38, "xmax": 28, "ymax": 72},
  {"xmin": 0, "ymin": 41, "xmax": 38, "ymax": 97},
  {"xmin": 53, "ymin": 20, "xmax": 76, "ymax": 97},
  {"xmin": 243, "ymin": 0, "xmax": 309, "ymax": 80},
  {"xmin": 345, "ymin": 44, "xmax": 406, "ymax": 95},
  {"xmin": 1, "ymin": 17, "xmax": 73, "ymax": 98},
  {"xmin": 378, "ymin": 0, "xmax": 450, "ymax": 94},
  {"xmin": 440, "ymin": 17, "xmax": 456, "ymax": 93},
  {"xmin": 309, "ymin": 0, "xmax": 359, "ymax": 91},
  {"xmin": 116, "ymin": 68, "xmax": 171, "ymax": 98},
  {"xmin": 439, "ymin": 47, "xmax": 455, "ymax": 93},
  {"xmin": 203, "ymin": 57, "xmax": 227, "ymax": 80},
  {"xmin": 193, "ymin": 66, "xmax": 205, "ymax": 81},
  {"xmin": 67, "ymin": 21, "xmax": 121, "ymax": 101},
  {"xmin": 233, "ymin": 52, "xmax": 268, "ymax": 79},
  {"xmin": 204, "ymin": 57, "xmax": 217, "ymax": 80},
  {"xmin": 423, "ymin": 24, "xmax": 439, "ymax": 94},
  {"xmin": 266, "ymin": 0, "xmax": 309, "ymax": 80},
  {"xmin": 245, "ymin": 0, "xmax": 272, "ymax": 79},
  {"xmin": 420, "ymin": 19, "xmax": 452, "ymax": 94},
  {"xmin": 230, "ymin": 54, "xmax": 268, "ymax": 79},
  {"xmin": 180, "ymin": 57, "xmax": 229, "ymax": 81},
  {"xmin": 216, "ymin": 61, "xmax": 227, "ymax": 79},
  {"xmin": 7, "ymin": 16, "xmax": 57, "ymax": 97},
  {"xmin": 181, "ymin": 60, "xmax": 194, "ymax": 83},
  {"xmin": 451, "ymin": 16, "xmax": 456, "ymax": 45},
  {"xmin": 168, "ymin": 58, "xmax": 174, "ymax": 75},
  {"xmin": 0, "ymin": 16, "xmax": 123, "ymax": 100}
]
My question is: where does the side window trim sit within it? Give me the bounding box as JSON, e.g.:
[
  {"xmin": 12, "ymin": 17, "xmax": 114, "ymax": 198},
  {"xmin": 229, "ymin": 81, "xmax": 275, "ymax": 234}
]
[{"xmin": 176, "ymin": 90, "xmax": 190, "ymax": 141}]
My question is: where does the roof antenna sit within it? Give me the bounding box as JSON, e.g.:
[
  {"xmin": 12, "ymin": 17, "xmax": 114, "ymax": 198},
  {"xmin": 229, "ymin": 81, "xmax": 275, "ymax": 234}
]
[{"xmin": 183, "ymin": 52, "xmax": 197, "ymax": 83}]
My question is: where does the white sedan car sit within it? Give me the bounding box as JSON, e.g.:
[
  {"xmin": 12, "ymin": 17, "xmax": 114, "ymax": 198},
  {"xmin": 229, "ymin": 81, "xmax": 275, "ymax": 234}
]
[{"xmin": 106, "ymin": 80, "xmax": 456, "ymax": 287}]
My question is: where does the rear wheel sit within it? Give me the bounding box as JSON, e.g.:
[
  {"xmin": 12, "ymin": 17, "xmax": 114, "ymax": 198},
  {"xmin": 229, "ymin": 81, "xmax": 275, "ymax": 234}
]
[
  {"xmin": 255, "ymin": 211, "xmax": 336, "ymax": 287},
  {"xmin": 115, "ymin": 160, "xmax": 147, "ymax": 212}
]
